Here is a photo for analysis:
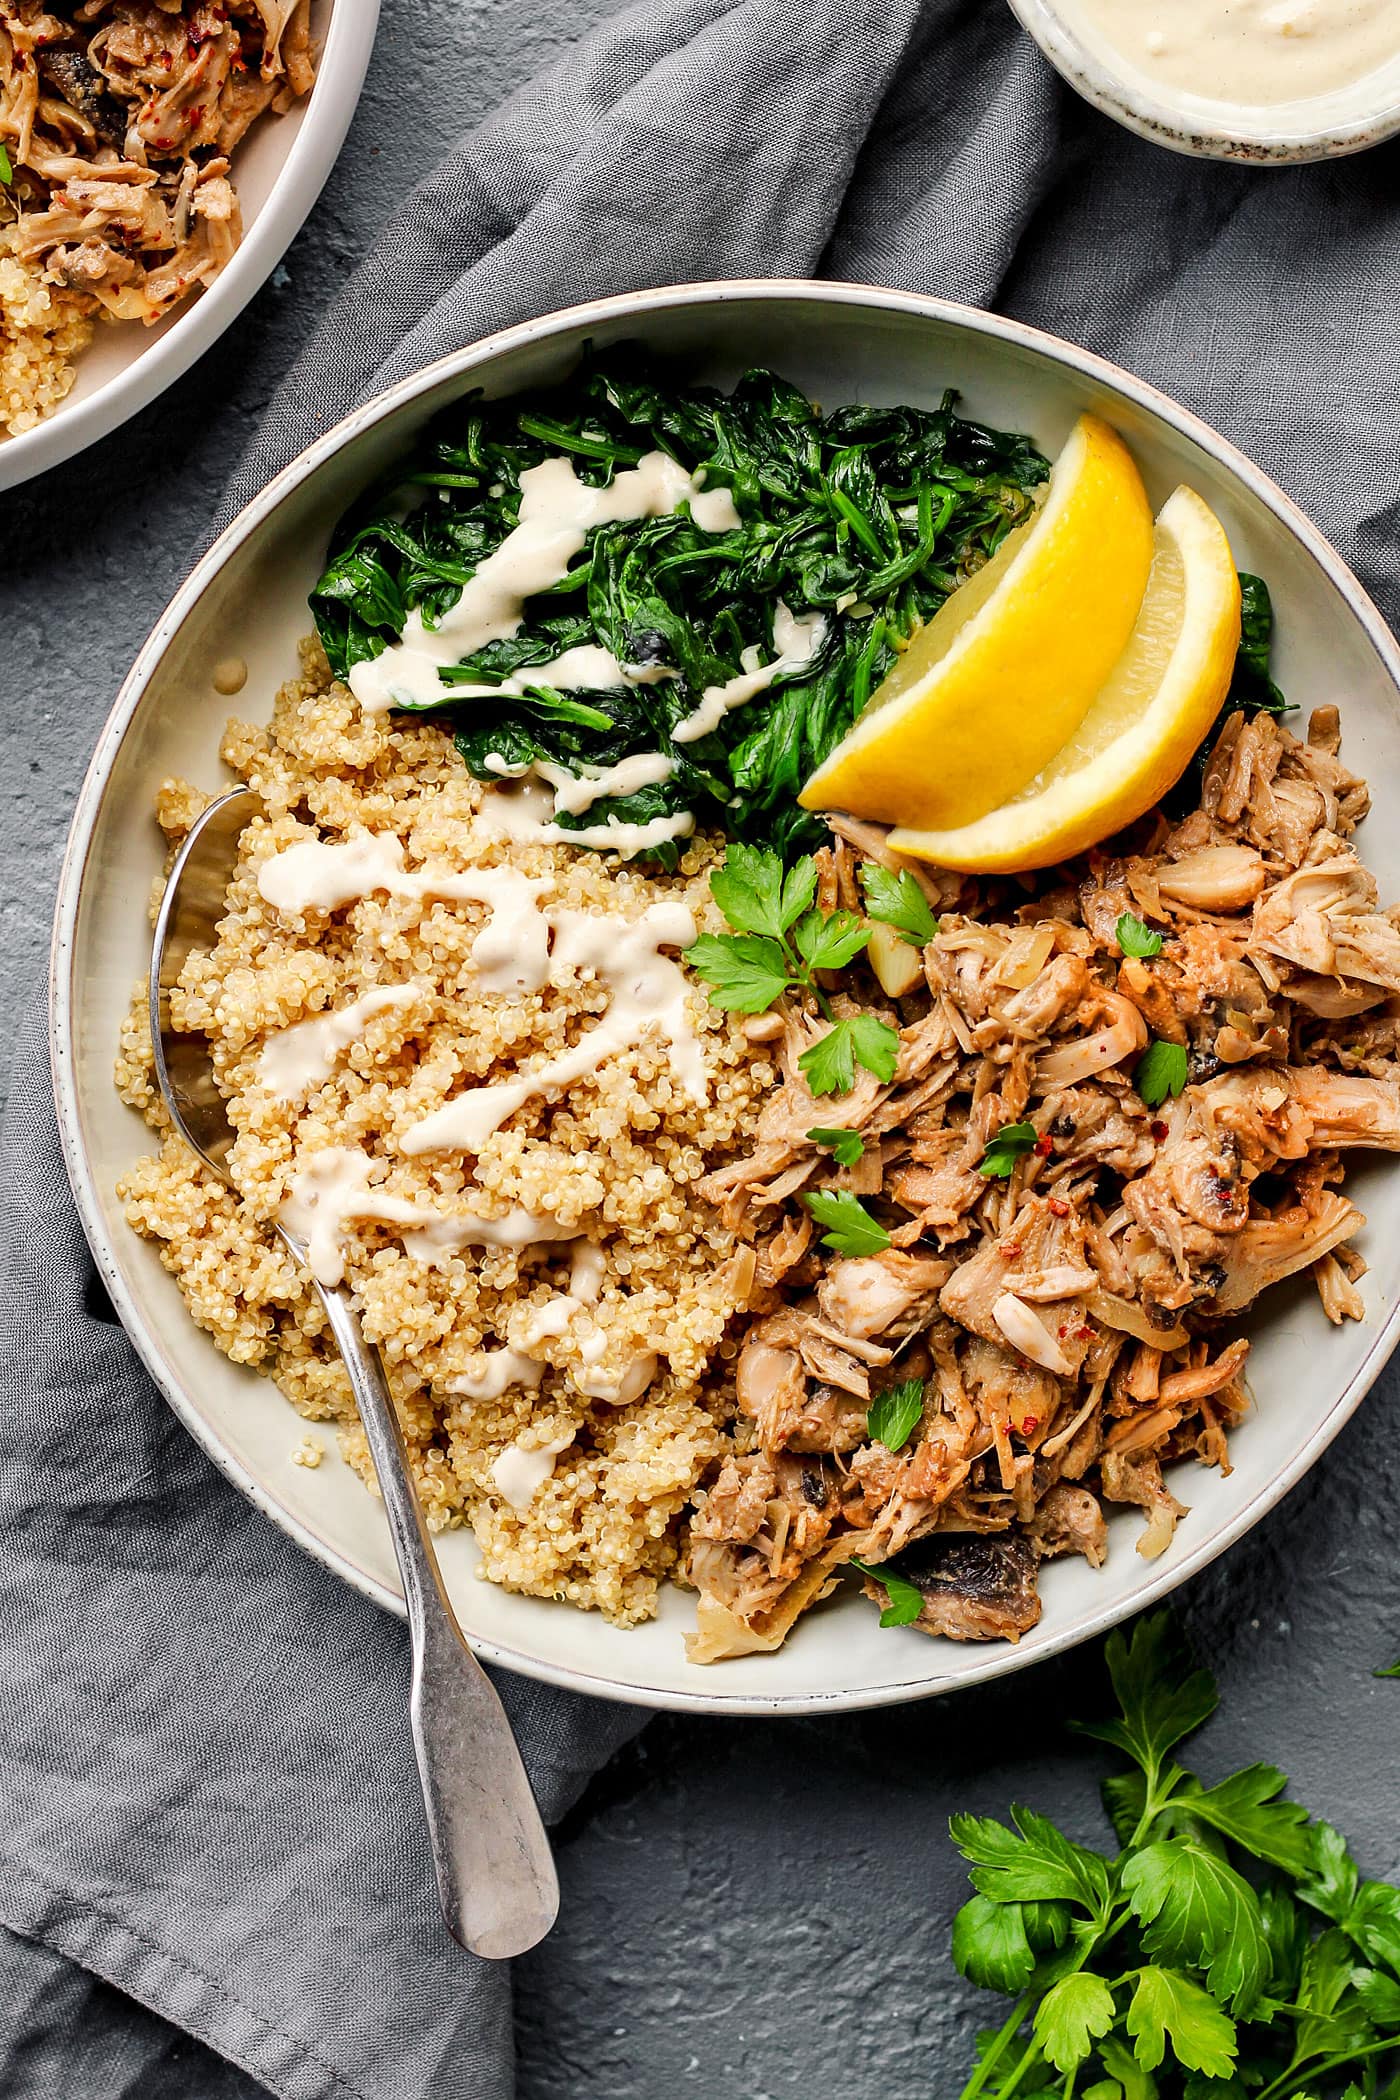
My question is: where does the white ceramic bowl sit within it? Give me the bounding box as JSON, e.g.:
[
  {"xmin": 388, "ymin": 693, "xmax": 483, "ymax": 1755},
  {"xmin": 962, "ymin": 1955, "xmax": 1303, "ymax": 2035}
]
[
  {"xmin": 0, "ymin": 0, "xmax": 379, "ymax": 494},
  {"xmin": 50, "ymin": 280, "xmax": 1400, "ymax": 1714},
  {"xmin": 1005, "ymin": 0, "xmax": 1400, "ymax": 163}
]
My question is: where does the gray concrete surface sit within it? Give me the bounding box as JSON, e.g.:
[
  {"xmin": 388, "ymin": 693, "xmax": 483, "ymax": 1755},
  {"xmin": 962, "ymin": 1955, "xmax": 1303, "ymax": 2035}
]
[{"xmin": 5, "ymin": 1, "xmax": 1400, "ymax": 2095}]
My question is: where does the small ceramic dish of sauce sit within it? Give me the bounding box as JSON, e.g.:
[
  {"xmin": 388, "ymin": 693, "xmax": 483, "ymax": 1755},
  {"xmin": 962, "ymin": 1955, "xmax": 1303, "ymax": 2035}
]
[{"xmin": 1004, "ymin": 0, "xmax": 1400, "ymax": 162}]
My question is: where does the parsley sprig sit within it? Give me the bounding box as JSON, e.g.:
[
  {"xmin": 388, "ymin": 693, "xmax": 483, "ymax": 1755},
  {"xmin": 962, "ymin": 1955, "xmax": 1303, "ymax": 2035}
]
[
  {"xmin": 979, "ymin": 1121, "xmax": 1038, "ymax": 1180},
  {"xmin": 807, "ymin": 1125, "xmax": 865, "ymax": 1168},
  {"xmin": 949, "ymin": 1611, "xmax": 1400, "ymax": 2099},
  {"xmin": 801, "ymin": 1188, "xmax": 890, "ymax": 1257},
  {"xmin": 1117, "ymin": 911, "xmax": 1164, "ymax": 959},
  {"xmin": 867, "ymin": 1375, "xmax": 925, "ymax": 1452},
  {"xmin": 685, "ymin": 844, "xmax": 899, "ymax": 1096},
  {"xmin": 849, "ymin": 1556, "xmax": 924, "ymax": 1627},
  {"xmin": 861, "ymin": 862, "xmax": 940, "ymax": 946},
  {"xmin": 1136, "ymin": 1038, "xmax": 1189, "ymax": 1109}
]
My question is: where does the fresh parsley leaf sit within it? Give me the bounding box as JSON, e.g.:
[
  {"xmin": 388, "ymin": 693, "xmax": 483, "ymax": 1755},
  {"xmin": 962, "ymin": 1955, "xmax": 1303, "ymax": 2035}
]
[
  {"xmin": 1345, "ymin": 1881, "xmax": 1400, "ymax": 1978},
  {"xmin": 1098, "ymin": 2035, "xmax": 1160, "ymax": 2100},
  {"xmin": 1125, "ymin": 1968, "xmax": 1238, "ymax": 2079},
  {"xmin": 1375, "ymin": 1657, "xmax": 1400, "ymax": 1677},
  {"xmin": 1183, "ymin": 1764, "xmax": 1315, "ymax": 1878},
  {"xmin": 1135, "ymin": 1038, "xmax": 1189, "ymax": 1109},
  {"xmin": 978, "ymin": 1120, "xmax": 1038, "ymax": 1179},
  {"xmin": 1289, "ymin": 1926, "xmax": 1375, "ymax": 2070},
  {"xmin": 1354, "ymin": 1966, "xmax": 1400, "ymax": 2026},
  {"xmin": 1122, "ymin": 1840, "xmax": 1271, "ymax": 2015},
  {"xmin": 801, "ymin": 1189, "xmax": 891, "ymax": 1258},
  {"xmin": 0, "ymin": 143, "xmax": 11, "ymax": 185},
  {"xmin": 1258, "ymin": 1883, "xmax": 1310, "ymax": 1999},
  {"xmin": 1117, "ymin": 911, "xmax": 1164, "ymax": 959},
  {"xmin": 867, "ymin": 1376, "xmax": 924, "ymax": 1452},
  {"xmin": 799, "ymin": 1014, "xmax": 899, "ymax": 1096},
  {"xmin": 1298, "ymin": 1923, "xmax": 1361, "ymax": 2015},
  {"xmin": 799, "ymin": 1023, "xmax": 856, "ymax": 1096},
  {"xmin": 683, "ymin": 932, "xmax": 793, "ymax": 1013},
  {"xmin": 1033, "ymin": 1973, "xmax": 1116, "ymax": 2074},
  {"xmin": 1075, "ymin": 1610, "xmax": 1218, "ymax": 1793},
  {"xmin": 951, "ymin": 1806, "xmax": 1114, "ymax": 1917},
  {"xmin": 946, "ymin": 1610, "xmax": 1400, "ymax": 2100},
  {"xmin": 848, "ymin": 1012, "xmax": 900, "ymax": 1081},
  {"xmin": 860, "ymin": 862, "xmax": 939, "ymax": 946},
  {"xmin": 1022, "ymin": 1900, "xmax": 1072, "ymax": 1954},
  {"xmin": 806, "ymin": 1125, "xmax": 864, "ymax": 1167},
  {"xmin": 779, "ymin": 856, "xmax": 820, "ymax": 932},
  {"xmin": 951, "ymin": 1895, "xmax": 1037, "ymax": 1994},
  {"xmin": 1297, "ymin": 1821, "xmax": 1362, "ymax": 1926},
  {"xmin": 848, "ymin": 1556, "xmax": 923, "ymax": 1628},
  {"xmin": 709, "ymin": 843, "xmax": 788, "ymax": 938},
  {"xmin": 792, "ymin": 907, "xmax": 869, "ymax": 972}
]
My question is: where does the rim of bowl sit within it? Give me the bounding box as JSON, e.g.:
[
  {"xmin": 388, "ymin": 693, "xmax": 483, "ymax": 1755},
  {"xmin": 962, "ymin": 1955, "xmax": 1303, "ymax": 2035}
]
[
  {"xmin": 1003, "ymin": 0, "xmax": 1400, "ymax": 164},
  {"xmin": 50, "ymin": 278, "xmax": 1400, "ymax": 1715},
  {"xmin": 0, "ymin": 0, "xmax": 381, "ymax": 494}
]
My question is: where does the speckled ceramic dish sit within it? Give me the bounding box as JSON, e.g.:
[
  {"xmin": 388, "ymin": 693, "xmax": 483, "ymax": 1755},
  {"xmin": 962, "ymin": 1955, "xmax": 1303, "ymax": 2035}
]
[
  {"xmin": 1005, "ymin": 0, "xmax": 1400, "ymax": 163},
  {"xmin": 50, "ymin": 281, "xmax": 1400, "ymax": 1714},
  {"xmin": 0, "ymin": 0, "xmax": 380, "ymax": 495}
]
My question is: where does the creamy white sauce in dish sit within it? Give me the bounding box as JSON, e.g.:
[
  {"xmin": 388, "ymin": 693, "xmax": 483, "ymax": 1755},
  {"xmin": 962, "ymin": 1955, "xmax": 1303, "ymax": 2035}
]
[
  {"xmin": 279, "ymin": 1146, "xmax": 575, "ymax": 1288},
  {"xmin": 491, "ymin": 1436, "xmax": 575, "ymax": 1512},
  {"xmin": 672, "ymin": 602, "xmax": 828, "ymax": 745},
  {"xmin": 347, "ymin": 452, "xmax": 740, "ymax": 716},
  {"xmin": 402, "ymin": 899, "xmax": 706, "ymax": 1157},
  {"xmin": 257, "ymin": 834, "xmax": 556, "ymax": 993},
  {"xmin": 257, "ymin": 986, "xmax": 420, "ymax": 1100},
  {"xmin": 1054, "ymin": 0, "xmax": 1399, "ymax": 106}
]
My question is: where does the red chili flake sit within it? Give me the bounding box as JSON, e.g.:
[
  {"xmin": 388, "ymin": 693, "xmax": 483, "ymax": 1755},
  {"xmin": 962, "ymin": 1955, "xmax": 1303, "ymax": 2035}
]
[
  {"xmin": 1150, "ymin": 1119, "xmax": 1169, "ymax": 1142},
  {"xmin": 1020, "ymin": 1415, "xmax": 1038, "ymax": 1437},
  {"xmin": 999, "ymin": 1241, "xmax": 1022, "ymax": 1261},
  {"xmin": 161, "ymin": 49, "xmax": 173, "ymax": 66},
  {"xmin": 1034, "ymin": 1133, "xmax": 1054, "ymax": 1158},
  {"xmin": 1077, "ymin": 1324, "xmax": 1095, "ymax": 1341},
  {"xmin": 1058, "ymin": 1324, "xmax": 1071, "ymax": 1339},
  {"xmin": 187, "ymin": 105, "xmax": 204, "ymax": 125},
  {"xmin": 1047, "ymin": 1197, "xmax": 1070, "ymax": 1218}
]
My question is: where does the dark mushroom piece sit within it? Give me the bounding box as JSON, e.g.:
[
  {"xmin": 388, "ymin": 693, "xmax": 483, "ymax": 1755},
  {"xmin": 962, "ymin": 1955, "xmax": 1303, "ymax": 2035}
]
[
  {"xmin": 867, "ymin": 1532, "xmax": 1042, "ymax": 1643},
  {"xmin": 37, "ymin": 49, "xmax": 128, "ymax": 149}
]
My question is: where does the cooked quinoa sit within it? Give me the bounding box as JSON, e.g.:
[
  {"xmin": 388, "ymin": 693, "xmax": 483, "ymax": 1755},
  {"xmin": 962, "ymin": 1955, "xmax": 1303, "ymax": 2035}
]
[
  {"xmin": 0, "ymin": 255, "xmax": 92, "ymax": 436},
  {"xmin": 117, "ymin": 638, "xmax": 772, "ymax": 1626}
]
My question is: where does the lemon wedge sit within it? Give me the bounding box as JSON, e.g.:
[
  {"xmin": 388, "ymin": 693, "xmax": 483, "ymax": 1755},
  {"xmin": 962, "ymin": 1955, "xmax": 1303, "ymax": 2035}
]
[
  {"xmin": 798, "ymin": 412, "xmax": 1154, "ymax": 831},
  {"xmin": 887, "ymin": 485, "xmax": 1242, "ymax": 872}
]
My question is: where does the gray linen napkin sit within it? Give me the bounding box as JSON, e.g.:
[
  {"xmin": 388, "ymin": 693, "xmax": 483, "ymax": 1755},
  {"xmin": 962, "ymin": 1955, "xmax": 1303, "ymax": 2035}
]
[{"xmin": 6, "ymin": 0, "xmax": 1400, "ymax": 2093}]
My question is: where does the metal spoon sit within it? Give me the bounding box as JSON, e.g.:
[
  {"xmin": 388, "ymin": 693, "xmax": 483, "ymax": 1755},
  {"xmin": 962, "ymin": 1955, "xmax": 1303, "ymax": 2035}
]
[{"xmin": 149, "ymin": 785, "xmax": 559, "ymax": 1959}]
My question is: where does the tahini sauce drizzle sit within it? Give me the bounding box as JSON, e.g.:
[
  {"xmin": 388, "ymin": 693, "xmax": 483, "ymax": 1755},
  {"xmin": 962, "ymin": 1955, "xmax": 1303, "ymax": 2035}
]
[
  {"xmin": 491, "ymin": 1435, "xmax": 575, "ymax": 1511},
  {"xmin": 1057, "ymin": 0, "xmax": 1398, "ymax": 105},
  {"xmin": 508, "ymin": 1238, "xmax": 655, "ymax": 1402},
  {"xmin": 257, "ymin": 834, "xmax": 554, "ymax": 994},
  {"xmin": 477, "ymin": 775, "xmax": 696, "ymax": 857},
  {"xmin": 257, "ymin": 985, "xmax": 419, "ymax": 1100},
  {"xmin": 348, "ymin": 453, "xmax": 740, "ymax": 714},
  {"xmin": 445, "ymin": 1348, "xmax": 545, "ymax": 1401},
  {"xmin": 446, "ymin": 1239, "xmax": 641, "ymax": 1507},
  {"xmin": 279, "ymin": 1146, "xmax": 573, "ymax": 1287},
  {"xmin": 673, "ymin": 602, "xmax": 828, "ymax": 744},
  {"xmin": 402, "ymin": 901, "xmax": 705, "ymax": 1157},
  {"xmin": 475, "ymin": 600, "xmax": 825, "ymax": 849}
]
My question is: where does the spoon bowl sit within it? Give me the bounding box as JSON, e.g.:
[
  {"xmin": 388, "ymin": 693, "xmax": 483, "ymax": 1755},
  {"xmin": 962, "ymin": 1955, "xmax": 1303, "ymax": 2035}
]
[{"xmin": 150, "ymin": 786, "xmax": 560, "ymax": 1960}]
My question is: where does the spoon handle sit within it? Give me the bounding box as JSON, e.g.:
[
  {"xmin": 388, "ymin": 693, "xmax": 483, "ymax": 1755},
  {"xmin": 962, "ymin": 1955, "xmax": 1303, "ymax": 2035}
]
[{"xmin": 315, "ymin": 1281, "xmax": 560, "ymax": 1959}]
